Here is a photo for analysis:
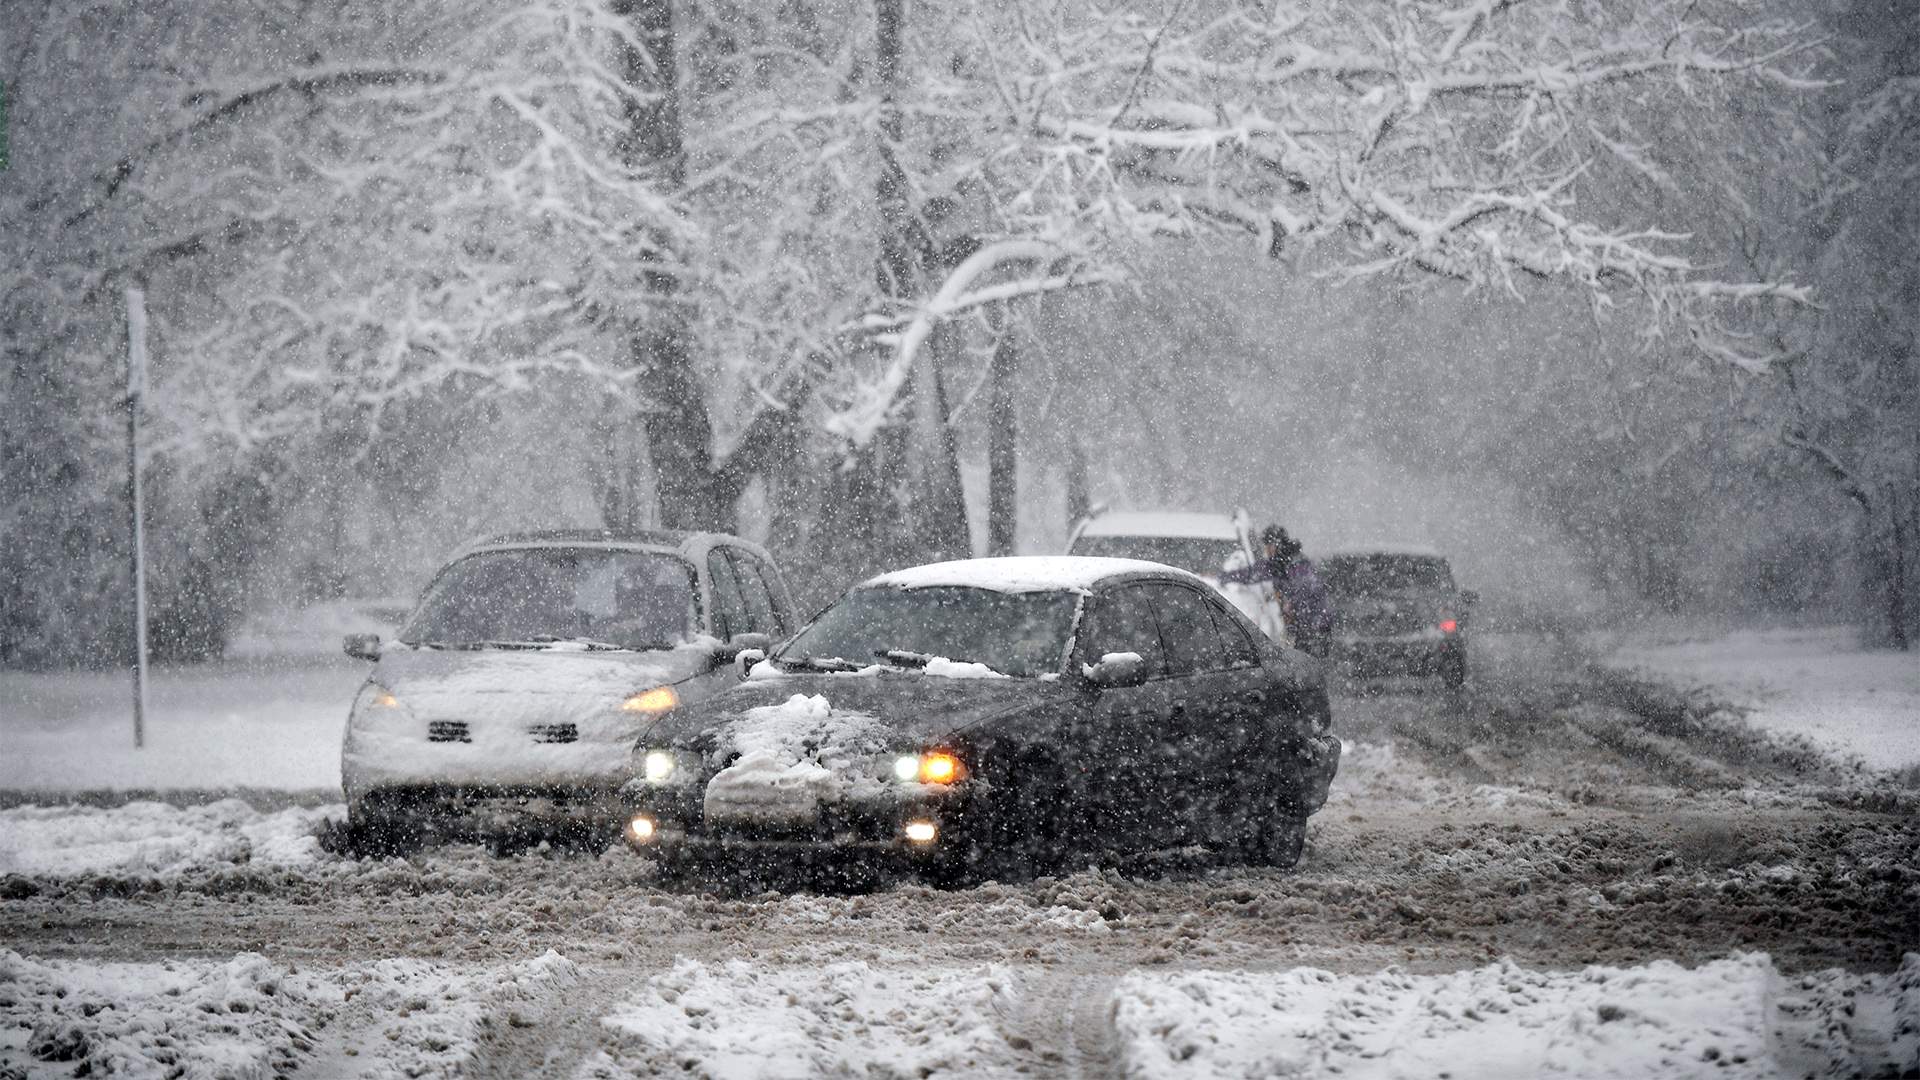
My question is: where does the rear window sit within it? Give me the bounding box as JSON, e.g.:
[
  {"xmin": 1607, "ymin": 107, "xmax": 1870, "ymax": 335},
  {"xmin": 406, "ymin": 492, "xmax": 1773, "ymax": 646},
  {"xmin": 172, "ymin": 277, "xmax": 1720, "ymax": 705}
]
[
  {"xmin": 1069, "ymin": 535, "xmax": 1241, "ymax": 577},
  {"xmin": 1320, "ymin": 555, "xmax": 1453, "ymax": 596}
]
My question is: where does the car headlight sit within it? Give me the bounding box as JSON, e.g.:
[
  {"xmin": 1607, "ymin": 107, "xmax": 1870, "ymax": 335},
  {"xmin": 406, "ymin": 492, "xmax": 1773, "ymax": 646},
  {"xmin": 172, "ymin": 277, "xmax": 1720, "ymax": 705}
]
[
  {"xmin": 622, "ymin": 685, "xmax": 679, "ymax": 714},
  {"xmin": 892, "ymin": 751, "xmax": 965, "ymax": 785},
  {"xmin": 351, "ymin": 681, "xmax": 405, "ymax": 715},
  {"xmin": 640, "ymin": 749, "xmax": 682, "ymax": 784}
]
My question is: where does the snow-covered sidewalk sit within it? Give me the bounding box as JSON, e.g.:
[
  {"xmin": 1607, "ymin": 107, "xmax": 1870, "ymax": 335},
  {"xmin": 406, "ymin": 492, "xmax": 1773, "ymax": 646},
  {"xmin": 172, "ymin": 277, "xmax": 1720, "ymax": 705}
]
[
  {"xmin": 1607, "ymin": 626, "xmax": 1920, "ymax": 773},
  {"xmin": 0, "ymin": 658, "xmax": 361, "ymax": 792}
]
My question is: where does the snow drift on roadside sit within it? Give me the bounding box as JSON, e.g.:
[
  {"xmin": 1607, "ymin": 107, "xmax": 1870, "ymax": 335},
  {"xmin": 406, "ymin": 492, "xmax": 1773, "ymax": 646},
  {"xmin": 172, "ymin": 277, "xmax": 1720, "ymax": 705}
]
[
  {"xmin": 0, "ymin": 798, "xmax": 339, "ymax": 878},
  {"xmin": 1607, "ymin": 626, "xmax": 1920, "ymax": 772},
  {"xmin": 0, "ymin": 949, "xmax": 577, "ymax": 1080},
  {"xmin": 1113, "ymin": 952, "xmax": 1920, "ymax": 1080},
  {"xmin": 587, "ymin": 958, "xmax": 1016, "ymax": 1078}
]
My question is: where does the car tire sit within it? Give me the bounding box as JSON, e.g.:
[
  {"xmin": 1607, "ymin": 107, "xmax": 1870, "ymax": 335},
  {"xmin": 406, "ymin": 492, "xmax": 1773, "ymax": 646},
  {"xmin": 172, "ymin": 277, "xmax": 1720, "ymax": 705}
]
[
  {"xmin": 1440, "ymin": 647, "xmax": 1467, "ymax": 689},
  {"xmin": 1243, "ymin": 814, "xmax": 1308, "ymax": 870},
  {"xmin": 323, "ymin": 808, "xmax": 425, "ymax": 859}
]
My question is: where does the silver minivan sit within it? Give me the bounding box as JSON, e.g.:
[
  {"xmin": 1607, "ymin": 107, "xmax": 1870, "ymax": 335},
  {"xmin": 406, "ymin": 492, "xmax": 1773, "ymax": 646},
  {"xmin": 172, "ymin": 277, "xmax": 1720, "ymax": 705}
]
[{"xmin": 333, "ymin": 529, "xmax": 796, "ymax": 854}]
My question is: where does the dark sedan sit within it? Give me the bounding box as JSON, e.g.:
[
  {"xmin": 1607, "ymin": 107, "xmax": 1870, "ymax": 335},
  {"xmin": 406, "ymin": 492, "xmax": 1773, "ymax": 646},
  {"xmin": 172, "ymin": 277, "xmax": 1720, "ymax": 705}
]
[{"xmin": 620, "ymin": 556, "xmax": 1341, "ymax": 884}]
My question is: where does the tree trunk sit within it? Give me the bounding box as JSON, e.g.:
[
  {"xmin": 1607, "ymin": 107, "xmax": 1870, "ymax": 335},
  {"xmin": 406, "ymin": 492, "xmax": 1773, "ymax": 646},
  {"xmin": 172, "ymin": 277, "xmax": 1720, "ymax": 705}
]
[
  {"xmin": 608, "ymin": 0, "xmax": 730, "ymax": 531},
  {"xmin": 986, "ymin": 328, "xmax": 1018, "ymax": 556},
  {"xmin": 1065, "ymin": 439, "xmax": 1090, "ymax": 532}
]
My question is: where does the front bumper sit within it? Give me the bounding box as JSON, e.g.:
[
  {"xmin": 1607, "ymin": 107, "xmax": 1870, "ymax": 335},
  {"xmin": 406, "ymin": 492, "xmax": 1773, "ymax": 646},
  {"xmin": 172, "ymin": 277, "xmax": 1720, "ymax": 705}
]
[
  {"xmin": 620, "ymin": 781, "xmax": 973, "ymax": 861},
  {"xmin": 1293, "ymin": 733, "xmax": 1341, "ymax": 815},
  {"xmin": 351, "ymin": 784, "xmax": 627, "ymax": 837}
]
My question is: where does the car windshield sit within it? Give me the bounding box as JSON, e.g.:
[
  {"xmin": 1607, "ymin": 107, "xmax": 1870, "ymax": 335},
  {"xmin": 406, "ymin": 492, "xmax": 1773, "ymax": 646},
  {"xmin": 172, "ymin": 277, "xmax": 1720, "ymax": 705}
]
[
  {"xmin": 774, "ymin": 586, "xmax": 1081, "ymax": 678},
  {"xmin": 1320, "ymin": 554, "xmax": 1453, "ymax": 596},
  {"xmin": 1069, "ymin": 535, "xmax": 1241, "ymax": 577},
  {"xmin": 401, "ymin": 548, "xmax": 697, "ymax": 651}
]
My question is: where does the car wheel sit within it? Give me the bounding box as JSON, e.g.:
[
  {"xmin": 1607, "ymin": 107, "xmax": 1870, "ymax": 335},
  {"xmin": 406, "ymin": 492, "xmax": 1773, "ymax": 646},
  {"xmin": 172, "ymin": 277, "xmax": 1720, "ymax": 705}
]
[
  {"xmin": 1242, "ymin": 814, "xmax": 1308, "ymax": 869},
  {"xmin": 1440, "ymin": 647, "xmax": 1467, "ymax": 689},
  {"xmin": 323, "ymin": 807, "xmax": 425, "ymax": 859}
]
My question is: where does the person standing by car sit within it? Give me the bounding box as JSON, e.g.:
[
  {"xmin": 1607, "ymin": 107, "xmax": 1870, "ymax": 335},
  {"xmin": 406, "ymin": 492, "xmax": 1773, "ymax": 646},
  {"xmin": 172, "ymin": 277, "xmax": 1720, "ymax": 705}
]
[{"xmin": 1219, "ymin": 525, "xmax": 1334, "ymax": 656}]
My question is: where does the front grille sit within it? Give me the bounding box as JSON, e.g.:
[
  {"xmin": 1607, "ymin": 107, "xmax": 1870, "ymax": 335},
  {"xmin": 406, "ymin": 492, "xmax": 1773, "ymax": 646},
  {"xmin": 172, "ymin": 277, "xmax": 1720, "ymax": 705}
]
[
  {"xmin": 427, "ymin": 720, "xmax": 471, "ymax": 743},
  {"xmin": 528, "ymin": 723, "xmax": 578, "ymax": 744}
]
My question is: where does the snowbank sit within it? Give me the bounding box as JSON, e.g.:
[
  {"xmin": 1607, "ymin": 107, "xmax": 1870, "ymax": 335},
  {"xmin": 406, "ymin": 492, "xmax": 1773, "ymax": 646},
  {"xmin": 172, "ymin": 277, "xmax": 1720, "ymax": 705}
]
[
  {"xmin": 1608, "ymin": 626, "xmax": 1920, "ymax": 772},
  {"xmin": 0, "ymin": 950, "xmax": 324, "ymax": 1079},
  {"xmin": 590, "ymin": 958, "xmax": 1016, "ymax": 1079},
  {"xmin": 1112, "ymin": 953, "xmax": 1920, "ymax": 1079},
  {"xmin": 0, "ymin": 949, "xmax": 578, "ymax": 1080},
  {"xmin": 0, "ymin": 798, "xmax": 337, "ymax": 878}
]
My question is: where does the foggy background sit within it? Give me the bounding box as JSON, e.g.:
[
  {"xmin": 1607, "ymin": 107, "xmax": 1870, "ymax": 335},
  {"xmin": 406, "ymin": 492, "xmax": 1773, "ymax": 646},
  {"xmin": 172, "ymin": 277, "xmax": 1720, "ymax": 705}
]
[{"xmin": 2, "ymin": 0, "xmax": 1912, "ymax": 667}]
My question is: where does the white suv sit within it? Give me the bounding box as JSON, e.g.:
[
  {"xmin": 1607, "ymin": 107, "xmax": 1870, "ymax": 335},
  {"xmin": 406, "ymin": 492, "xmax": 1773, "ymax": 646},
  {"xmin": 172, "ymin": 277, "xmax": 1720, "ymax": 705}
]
[{"xmin": 1066, "ymin": 508, "xmax": 1287, "ymax": 642}]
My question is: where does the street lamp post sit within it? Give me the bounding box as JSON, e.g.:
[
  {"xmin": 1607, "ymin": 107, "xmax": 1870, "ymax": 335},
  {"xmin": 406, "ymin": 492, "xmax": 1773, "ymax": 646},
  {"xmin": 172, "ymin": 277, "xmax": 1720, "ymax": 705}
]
[{"xmin": 126, "ymin": 285, "xmax": 150, "ymax": 748}]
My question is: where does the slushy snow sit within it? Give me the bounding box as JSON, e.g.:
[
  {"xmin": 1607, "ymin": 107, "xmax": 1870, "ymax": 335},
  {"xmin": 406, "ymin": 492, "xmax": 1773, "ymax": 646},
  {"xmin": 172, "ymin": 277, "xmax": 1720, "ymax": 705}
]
[{"xmin": 1111, "ymin": 953, "xmax": 1920, "ymax": 1079}]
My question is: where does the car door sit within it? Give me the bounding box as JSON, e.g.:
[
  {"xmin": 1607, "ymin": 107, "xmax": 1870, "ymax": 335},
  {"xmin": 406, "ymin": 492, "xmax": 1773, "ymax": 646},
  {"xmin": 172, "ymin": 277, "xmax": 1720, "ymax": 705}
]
[
  {"xmin": 723, "ymin": 547, "xmax": 787, "ymax": 640},
  {"xmin": 1072, "ymin": 582, "xmax": 1176, "ymax": 853},
  {"xmin": 1138, "ymin": 582, "xmax": 1248, "ymax": 846}
]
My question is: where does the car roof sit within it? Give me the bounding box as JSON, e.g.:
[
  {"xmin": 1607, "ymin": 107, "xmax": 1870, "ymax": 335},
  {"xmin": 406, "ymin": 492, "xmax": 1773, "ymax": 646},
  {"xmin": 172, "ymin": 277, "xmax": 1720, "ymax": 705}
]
[
  {"xmin": 454, "ymin": 529, "xmax": 765, "ymax": 559},
  {"xmin": 1074, "ymin": 510, "xmax": 1239, "ymax": 540},
  {"xmin": 1316, "ymin": 543, "xmax": 1448, "ymax": 561},
  {"xmin": 862, "ymin": 556, "xmax": 1201, "ymax": 593}
]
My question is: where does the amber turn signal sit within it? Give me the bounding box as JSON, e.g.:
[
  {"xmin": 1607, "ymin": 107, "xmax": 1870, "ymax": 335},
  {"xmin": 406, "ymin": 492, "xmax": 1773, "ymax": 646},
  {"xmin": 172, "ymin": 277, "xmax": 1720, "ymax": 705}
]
[
  {"xmin": 917, "ymin": 752, "xmax": 964, "ymax": 784},
  {"xmin": 622, "ymin": 686, "xmax": 679, "ymax": 713}
]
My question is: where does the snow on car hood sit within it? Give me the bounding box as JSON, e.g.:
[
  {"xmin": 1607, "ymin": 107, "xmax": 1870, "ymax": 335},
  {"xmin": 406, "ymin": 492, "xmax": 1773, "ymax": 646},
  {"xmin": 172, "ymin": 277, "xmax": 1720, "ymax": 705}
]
[
  {"xmin": 343, "ymin": 644, "xmax": 714, "ymax": 794},
  {"xmin": 645, "ymin": 673, "xmax": 1062, "ymax": 826},
  {"xmin": 646, "ymin": 671, "xmax": 1056, "ymax": 751}
]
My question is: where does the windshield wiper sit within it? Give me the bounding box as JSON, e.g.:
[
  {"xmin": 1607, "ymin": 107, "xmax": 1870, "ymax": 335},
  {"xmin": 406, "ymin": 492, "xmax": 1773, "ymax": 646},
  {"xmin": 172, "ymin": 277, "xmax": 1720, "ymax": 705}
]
[
  {"xmin": 778, "ymin": 655, "xmax": 867, "ymax": 673},
  {"xmin": 875, "ymin": 648, "xmax": 933, "ymax": 668},
  {"xmin": 525, "ymin": 635, "xmax": 629, "ymax": 651},
  {"xmin": 875, "ymin": 649, "xmax": 996, "ymax": 672}
]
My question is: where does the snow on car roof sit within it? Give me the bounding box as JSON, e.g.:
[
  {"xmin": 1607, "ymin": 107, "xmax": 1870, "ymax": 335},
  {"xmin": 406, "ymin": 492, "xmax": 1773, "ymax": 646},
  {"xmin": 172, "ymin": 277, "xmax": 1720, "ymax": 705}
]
[
  {"xmin": 1076, "ymin": 511, "xmax": 1239, "ymax": 539},
  {"xmin": 863, "ymin": 556, "xmax": 1193, "ymax": 593},
  {"xmin": 1316, "ymin": 542, "xmax": 1447, "ymax": 560}
]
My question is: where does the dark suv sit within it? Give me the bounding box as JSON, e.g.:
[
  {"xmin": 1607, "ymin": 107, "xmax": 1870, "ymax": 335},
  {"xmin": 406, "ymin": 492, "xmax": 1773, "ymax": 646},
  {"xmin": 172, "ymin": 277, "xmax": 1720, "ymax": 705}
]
[{"xmin": 1319, "ymin": 547, "xmax": 1475, "ymax": 688}]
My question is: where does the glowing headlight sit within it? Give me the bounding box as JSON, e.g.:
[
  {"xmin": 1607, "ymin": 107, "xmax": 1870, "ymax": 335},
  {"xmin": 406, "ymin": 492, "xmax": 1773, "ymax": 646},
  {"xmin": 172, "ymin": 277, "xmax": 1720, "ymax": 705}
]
[
  {"xmin": 622, "ymin": 685, "xmax": 679, "ymax": 713},
  {"xmin": 355, "ymin": 682, "xmax": 403, "ymax": 712},
  {"xmin": 642, "ymin": 749, "xmax": 678, "ymax": 783},
  {"xmin": 893, "ymin": 751, "xmax": 965, "ymax": 785}
]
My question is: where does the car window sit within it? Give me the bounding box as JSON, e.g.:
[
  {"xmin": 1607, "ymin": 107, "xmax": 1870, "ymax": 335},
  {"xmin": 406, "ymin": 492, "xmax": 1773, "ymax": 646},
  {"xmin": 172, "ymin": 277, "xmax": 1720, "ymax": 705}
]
[
  {"xmin": 706, "ymin": 550, "xmax": 748, "ymax": 640},
  {"xmin": 725, "ymin": 549, "xmax": 781, "ymax": 637},
  {"xmin": 401, "ymin": 548, "xmax": 696, "ymax": 651},
  {"xmin": 1207, "ymin": 598, "xmax": 1262, "ymax": 669},
  {"xmin": 1077, "ymin": 584, "xmax": 1167, "ymax": 677},
  {"xmin": 1144, "ymin": 584, "xmax": 1231, "ymax": 676},
  {"xmin": 1320, "ymin": 554, "xmax": 1454, "ymax": 596},
  {"xmin": 777, "ymin": 586, "xmax": 1079, "ymax": 678},
  {"xmin": 1069, "ymin": 535, "xmax": 1242, "ymax": 577}
]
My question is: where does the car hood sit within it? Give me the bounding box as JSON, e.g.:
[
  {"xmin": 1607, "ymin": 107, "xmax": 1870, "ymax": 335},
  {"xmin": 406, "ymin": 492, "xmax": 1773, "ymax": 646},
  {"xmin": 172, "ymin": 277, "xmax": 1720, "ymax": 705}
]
[
  {"xmin": 374, "ymin": 644, "xmax": 710, "ymax": 712},
  {"xmin": 640, "ymin": 669, "xmax": 1067, "ymax": 752},
  {"xmin": 341, "ymin": 644, "xmax": 715, "ymax": 796}
]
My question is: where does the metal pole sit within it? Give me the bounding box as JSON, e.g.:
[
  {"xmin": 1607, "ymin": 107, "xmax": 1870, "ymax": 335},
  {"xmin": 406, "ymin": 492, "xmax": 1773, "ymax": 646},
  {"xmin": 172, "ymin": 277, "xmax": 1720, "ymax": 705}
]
[{"xmin": 126, "ymin": 285, "xmax": 149, "ymax": 748}]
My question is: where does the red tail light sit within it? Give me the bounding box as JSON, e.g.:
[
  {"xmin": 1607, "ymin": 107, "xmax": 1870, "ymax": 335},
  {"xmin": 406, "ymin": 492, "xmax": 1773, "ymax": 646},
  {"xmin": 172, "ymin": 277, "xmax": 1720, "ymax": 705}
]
[{"xmin": 1439, "ymin": 618, "xmax": 1458, "ymax": 634}]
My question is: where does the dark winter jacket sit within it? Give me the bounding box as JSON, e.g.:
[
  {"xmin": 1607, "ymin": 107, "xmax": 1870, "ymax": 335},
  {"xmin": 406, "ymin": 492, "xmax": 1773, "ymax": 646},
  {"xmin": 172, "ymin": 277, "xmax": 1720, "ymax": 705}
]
[{"xmin": 1219, "ymin": 555, "xmax": 1335, "ymax": 635}]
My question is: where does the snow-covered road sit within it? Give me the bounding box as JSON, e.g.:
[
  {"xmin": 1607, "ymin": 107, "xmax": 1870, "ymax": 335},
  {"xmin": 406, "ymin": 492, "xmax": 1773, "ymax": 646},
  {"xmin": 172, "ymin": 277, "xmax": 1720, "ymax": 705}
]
[{"xmin": 3, "ymin": 635, "xmax": 1915, "ymax": 1077}]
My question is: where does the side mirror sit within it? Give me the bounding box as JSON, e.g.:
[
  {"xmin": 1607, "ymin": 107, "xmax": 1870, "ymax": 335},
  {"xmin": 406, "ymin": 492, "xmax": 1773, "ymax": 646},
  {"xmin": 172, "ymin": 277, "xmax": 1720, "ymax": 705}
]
[
  {"xmin": 1462, "ymin": 590, "xmax": 1480, "ymax": 606},
  {"xmin": 343, "ymin": 633, "xmax": 382, "ymax": 662},
  {"xmin": 1083, "ymin": 651, "xmax": 1148, "ymax": 689},
  {"xmin": 735, "ymin": 647, "xmax": 767, "ymax": 679},
  {"xmin": 710, "ymin": 632, "xmax": 773, "ymax": 669}
]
